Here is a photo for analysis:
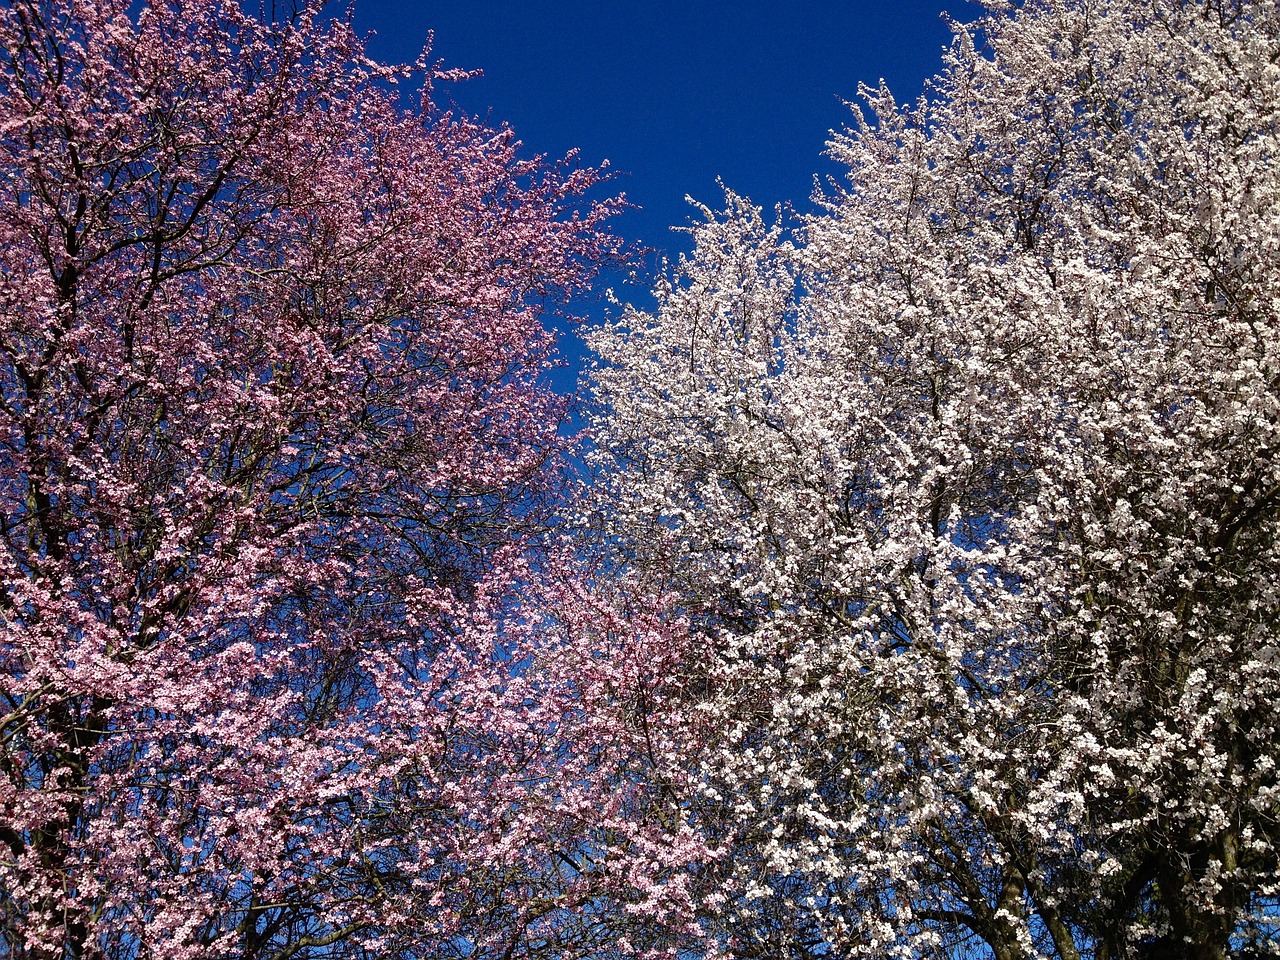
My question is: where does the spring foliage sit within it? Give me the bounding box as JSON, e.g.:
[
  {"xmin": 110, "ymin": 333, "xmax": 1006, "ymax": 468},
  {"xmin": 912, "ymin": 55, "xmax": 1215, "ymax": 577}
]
[
  {"xmin": 0, "ymin": 0, "xmax": 623, "ymax": 957},
  {"xmin": 586, "ymin": 0, "xmax": 1280, "ymax": 957},
  {"xmin": 3, "ymin": 0, "xmax": 1279, "ymax": 958}
]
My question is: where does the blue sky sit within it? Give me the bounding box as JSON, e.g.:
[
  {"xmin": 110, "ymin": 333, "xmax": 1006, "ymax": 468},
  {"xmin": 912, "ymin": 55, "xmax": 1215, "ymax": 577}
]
[{"xmin": 349, "ymin": 1, "xmax": 961, "ymax": 386}]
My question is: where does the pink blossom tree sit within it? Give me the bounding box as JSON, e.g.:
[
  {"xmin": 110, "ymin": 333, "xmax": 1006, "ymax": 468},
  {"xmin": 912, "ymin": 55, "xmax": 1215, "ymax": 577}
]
[
  {"xmin": 0, "ymin": 0, "xmax": 624, "ymax": 956},
  {"xmin": 586, "ymin": 0, "xmax": 1280, "ymax": 957}
]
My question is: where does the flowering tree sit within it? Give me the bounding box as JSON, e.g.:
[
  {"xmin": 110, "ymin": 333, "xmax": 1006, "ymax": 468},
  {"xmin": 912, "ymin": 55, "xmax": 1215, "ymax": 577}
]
[
  {"xmin": 587, "ymin": 0, "xmax": 1280, "ymax": 957},
  {"xmin": 0, "ymin": 0, "xmax": 623, "ymax": 956}
]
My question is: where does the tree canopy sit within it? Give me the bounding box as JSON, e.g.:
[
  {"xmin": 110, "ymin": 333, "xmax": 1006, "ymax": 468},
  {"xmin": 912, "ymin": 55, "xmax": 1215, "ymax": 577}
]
[
  {"xmin": 0, "ymin": 0, "xmax": 620, "ymax": 956},
  {"xmin": 586, "ymin": 0, "xmax": 1280, "ymax": 957}
]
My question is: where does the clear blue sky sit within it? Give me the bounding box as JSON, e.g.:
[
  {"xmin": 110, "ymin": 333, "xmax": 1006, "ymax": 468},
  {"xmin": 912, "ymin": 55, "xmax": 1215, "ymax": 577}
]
[{"xmin": 349, "ymin": 1, "xmax": 962, "ymax": 387}]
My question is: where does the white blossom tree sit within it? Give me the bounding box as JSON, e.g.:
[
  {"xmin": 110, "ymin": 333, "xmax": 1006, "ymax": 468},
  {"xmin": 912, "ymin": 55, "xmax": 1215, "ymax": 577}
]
[{"xmin": 585, "ymin": 1, "xmax": 1280, "ymax": 957}]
